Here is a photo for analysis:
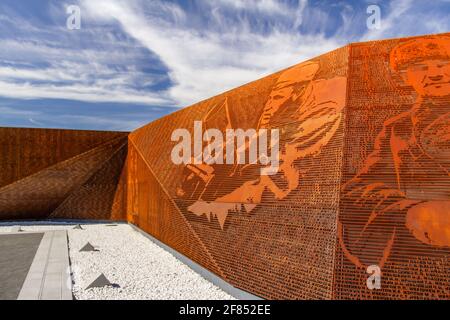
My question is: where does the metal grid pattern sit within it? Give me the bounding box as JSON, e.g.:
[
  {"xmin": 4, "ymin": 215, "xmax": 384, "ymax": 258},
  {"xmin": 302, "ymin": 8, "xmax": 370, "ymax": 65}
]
[
  {"xmin": 0, "ymin": 128, "xmax": 128, "ymax": 221},
  {"xmin": 335, "ymin": 34, "xmax": 450, "ymax": 299},
  {"xmin": 1, "ymin": 32, "xmax": 448, "ymax": 300},
  {"xmin": 128, "ymin": 46, "xmax": 349, "ymax": 299}
]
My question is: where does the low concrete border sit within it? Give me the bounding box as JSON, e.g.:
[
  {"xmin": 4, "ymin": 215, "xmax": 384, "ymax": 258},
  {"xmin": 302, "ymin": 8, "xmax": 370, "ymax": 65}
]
[
  {"xmin": 17, "ymin": 230, "xmax": 72, "ymax": 300},
  {"xmin": 0, "ymin": 219, "xmax": 124, "ymax": 226},
  {"xmin": 129, "ymin": 223, "xmax": 263, "ymax": 300}
]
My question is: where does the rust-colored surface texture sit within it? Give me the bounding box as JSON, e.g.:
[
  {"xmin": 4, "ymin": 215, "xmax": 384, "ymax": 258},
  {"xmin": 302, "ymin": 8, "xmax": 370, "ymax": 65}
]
[
  {"xmin": 0, "ymin": 127, "xmax": 128, "ymax": 221},
  {"xmin": 0, "ymin": 33, "xmax": 448, "ymax": 299},
  {"xmin": 336, "ymin": 35, "xmax": 450, "ymax": 299},
  {"xmin": 128, "ymin": 33, "xmax": 450, "ymax": 299}
]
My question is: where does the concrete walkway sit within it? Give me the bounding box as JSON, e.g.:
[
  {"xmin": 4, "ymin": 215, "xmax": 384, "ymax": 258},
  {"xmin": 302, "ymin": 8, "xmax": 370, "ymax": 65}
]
[
  {"xmin": 17, "ymin": 230, "xmax": 72, "ymax": 300},
  {"xmin": 0, "ymin": 233, "xmax": 44, "ymax": 300}
]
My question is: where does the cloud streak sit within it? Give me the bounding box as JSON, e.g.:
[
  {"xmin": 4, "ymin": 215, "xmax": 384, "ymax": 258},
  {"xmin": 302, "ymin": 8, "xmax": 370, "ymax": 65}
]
[
  {"xmin": 0, "ymin": 0, "xmax": 449, "ymax": 130},
  {"xmin": 81, "ymin": 0, "xmax": 342, "ymax": 106},
  {"xmin": 81, "ymin": 0, "xmax": 450, "ymax": 107},
  {"xmin": 0, "ymin": 7, "xmax": 172, "ymax": 106},
  {"xmin": 0, "ymin": 80, "xmax": 168, "ymax": 104}
]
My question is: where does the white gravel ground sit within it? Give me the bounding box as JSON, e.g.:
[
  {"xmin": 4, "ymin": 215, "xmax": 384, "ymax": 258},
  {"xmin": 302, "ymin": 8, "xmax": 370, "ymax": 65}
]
[{"xmin": 0, "ymin": 222, "xmax": 234, "ymax": 300}]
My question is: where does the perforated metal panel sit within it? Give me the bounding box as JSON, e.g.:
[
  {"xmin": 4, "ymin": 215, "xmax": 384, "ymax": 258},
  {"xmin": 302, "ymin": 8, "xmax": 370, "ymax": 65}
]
[
  {"xmin": 0, "ymin": 127, "xmax": 128, "ymax": 221},
  {"xmin": 128, "ymin": 33, "xmax": 450, "ymax": 300},
  {"xmin": 1, "ymin": 32, "xmax": 449, "ymax": 300},
  {"xmin": 335, "ymin": 34, "xmax": 450, "ymax": 300},
  {"xmin": 129, "ymin": 46, "xmax": 349, "ymax": 299}
]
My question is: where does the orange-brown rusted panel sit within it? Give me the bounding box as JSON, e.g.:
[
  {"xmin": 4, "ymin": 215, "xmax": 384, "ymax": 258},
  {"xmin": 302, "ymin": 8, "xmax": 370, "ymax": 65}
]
[
  {"xmin": 128, "ymin": 32, "xmax": 450, "ymax": 300},
  {"xmin": 0, "ymin": 127, "xmax": 128, "ymax": 221},
  {"xmin": 50, "ymin": 138, "xmax": 128, "ymax": 220},
  {"xmin": 129, "ymin": 46, "xmax": 349, "ymax": 299},
  {"xmin": 336, "ymin": 33, "xmax": 450, "ymax": 299},
  {"xmin": 127, "ymin": 142, "xmax": 226, "ymax": 277},
  {"xmin": 0, "ymin": 127, "xmax": 126, "ymax": 188},
  {"xmin": 1, "ymin": 32, "xmax": 449, "ymax": 300},
  {"xmin": 111, "ymin": 153, "xmax": 128, "ymax": 221}
]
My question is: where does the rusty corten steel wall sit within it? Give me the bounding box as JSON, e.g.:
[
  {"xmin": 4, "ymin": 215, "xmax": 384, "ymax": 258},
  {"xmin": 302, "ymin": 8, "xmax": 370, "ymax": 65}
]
[
  {"xmin": 129, "ymin": 46, "xmax": 349, "ymax": 299},
  {"xmin": 128, "ymin": 33, "xmax": 450, "ymax": 300},
  {"xmin": 0, "ymin": 127, "xmax": 128, "ymax": 221},
  {"xmin": 1, "ymin": 32, "xmax": 448, "ymax": 299},
  {"xmin": 335, "ymin": 34, "xmax": 450, "ymax": 299}
]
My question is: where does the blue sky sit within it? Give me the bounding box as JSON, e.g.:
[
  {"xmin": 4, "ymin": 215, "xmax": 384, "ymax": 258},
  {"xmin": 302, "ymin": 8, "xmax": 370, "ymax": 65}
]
[{"xmin": 0, "ymin": 0, "xmax": 449, "ymax": 131}]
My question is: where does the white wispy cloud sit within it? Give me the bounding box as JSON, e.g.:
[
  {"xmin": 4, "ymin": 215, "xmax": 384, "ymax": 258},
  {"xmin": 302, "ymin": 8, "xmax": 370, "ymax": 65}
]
[
  {"xmin": 361, "ymin": 0, "xmax": 450, "ymax": 40},
  {"xmin": 0, "ymin": 8, "xmax": 172, "ymax": 106},
  {"xmin": 28, "ymin": 118, "xmax": 45, "ymax": 126},
  {"xmin": 211, "ymin": 0, "xmax": 292, "ymax": 15},
  {"xmin": 0, "ymin": 105, "xmax": 142, "ymax": 131},
  {"xmin": 89, "ymin": 0, "xmax": 449, "ymax": 107},
  {"xmin": 0, "ymin": 106, "xmax": 40, "ymax": 116},
  {"xmin": 362, "ymin": 0, "xmax": 414, "ymax": 40},
  {"xmin": 44, "ymin": 114, "xmax": 143, "ymax": 131},
  {"xmin": 1, "ymin": 0, "xmax": 449, "ymax": 130},
  {"xmin": 0, "ymin": 80, "xmax": 167, "ymax": 104},
  {"xmin": 81, "ymin": 0, "xmax": 342, "ymax": 106}
]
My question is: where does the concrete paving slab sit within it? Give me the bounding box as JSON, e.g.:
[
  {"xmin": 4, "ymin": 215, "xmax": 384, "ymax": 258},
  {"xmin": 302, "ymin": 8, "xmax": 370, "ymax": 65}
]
[
  {"xmin": 18, "ymin": 230, "xmax": 72, "ymax": 300},
  {"xmin": 0, "ymin": 233, "xmax": 44, "ymax": 300}
]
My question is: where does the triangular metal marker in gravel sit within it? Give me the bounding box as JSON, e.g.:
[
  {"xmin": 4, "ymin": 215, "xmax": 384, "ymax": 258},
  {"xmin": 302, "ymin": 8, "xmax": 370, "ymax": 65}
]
[
  {"xmin": 73, "ymin": 224, "xmax": 84, "ymax": 230},
  {"xmin": 79, "ymin": 242, "xmax": 99, "ymax": 252},
  {"xmin": 86, "ymin": 274, "xmax": 119, "ymax": 289}
]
